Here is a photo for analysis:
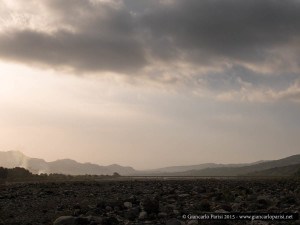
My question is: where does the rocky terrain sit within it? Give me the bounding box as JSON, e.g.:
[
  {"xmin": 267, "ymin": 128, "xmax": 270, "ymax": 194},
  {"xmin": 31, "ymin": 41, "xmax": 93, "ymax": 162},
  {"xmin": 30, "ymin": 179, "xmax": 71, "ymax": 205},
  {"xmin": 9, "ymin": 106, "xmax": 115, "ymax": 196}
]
[{"xmin": 0, "ymin": 178, "xmax": 299, "ymax": 225}]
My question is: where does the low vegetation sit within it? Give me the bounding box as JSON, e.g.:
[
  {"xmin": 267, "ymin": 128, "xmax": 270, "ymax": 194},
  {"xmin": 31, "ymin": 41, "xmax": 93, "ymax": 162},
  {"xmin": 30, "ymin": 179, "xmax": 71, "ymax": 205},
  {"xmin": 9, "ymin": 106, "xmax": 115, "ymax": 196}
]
[
  {"xmin": 295, "ymin": 168, "xmax": 300, "ymax": 177},
  {"xmin": 0, "ymin": 167, "xmax": 121, "ymax": 183}
]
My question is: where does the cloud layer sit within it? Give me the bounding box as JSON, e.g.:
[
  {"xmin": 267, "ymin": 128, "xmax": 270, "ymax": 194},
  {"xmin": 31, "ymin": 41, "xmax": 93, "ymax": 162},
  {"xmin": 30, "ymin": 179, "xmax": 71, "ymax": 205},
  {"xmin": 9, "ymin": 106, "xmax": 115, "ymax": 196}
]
[
  {"xmin": 1, "ymin": 0, "xmax": 300, "ymax": 102},
  {"xmin": 0, "ymin": 0, "xmax": 147, "ymax": 73},
  {"xmin": 141, "ymin": 0, "xmax": 300, "ymax": 72}
]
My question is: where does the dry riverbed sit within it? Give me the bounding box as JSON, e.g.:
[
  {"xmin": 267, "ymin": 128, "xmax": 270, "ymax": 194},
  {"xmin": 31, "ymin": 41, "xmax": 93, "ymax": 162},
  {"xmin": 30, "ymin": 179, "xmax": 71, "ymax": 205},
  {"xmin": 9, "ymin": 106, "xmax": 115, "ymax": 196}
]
[{"xmin": 0, "ymin": 178, "xmax": 299, "ymax": 225}]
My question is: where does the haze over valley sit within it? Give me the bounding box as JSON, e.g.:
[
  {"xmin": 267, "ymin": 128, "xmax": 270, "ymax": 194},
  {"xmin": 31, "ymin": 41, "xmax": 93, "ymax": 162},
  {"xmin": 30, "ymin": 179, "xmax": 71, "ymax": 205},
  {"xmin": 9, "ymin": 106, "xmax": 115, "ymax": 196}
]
[
  {"xmin": 1, "ymin": 1, "xmax": 300, "ymax": 225},
  {"xmin": 0, "ymin": 0, "xmax": 300, "ymax": 170},
  {"xmin": 1, "ymin": 150, "xmax": 300, "ymax": 177}
]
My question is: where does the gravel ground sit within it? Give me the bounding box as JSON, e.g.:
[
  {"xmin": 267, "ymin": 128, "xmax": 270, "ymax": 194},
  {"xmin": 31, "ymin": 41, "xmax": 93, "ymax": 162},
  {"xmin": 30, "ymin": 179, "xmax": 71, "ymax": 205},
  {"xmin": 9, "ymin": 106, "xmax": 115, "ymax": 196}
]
[{"xmin": 0, "ymin": 178, "xmax": 299, "ymax": 225}]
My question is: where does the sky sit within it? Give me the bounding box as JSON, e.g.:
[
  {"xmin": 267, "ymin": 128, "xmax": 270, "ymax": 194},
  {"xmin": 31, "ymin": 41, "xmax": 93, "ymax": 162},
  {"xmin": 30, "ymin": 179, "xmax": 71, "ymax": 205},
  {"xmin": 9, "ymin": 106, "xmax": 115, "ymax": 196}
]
[{"xmin": 0, "ymin": 0, "xmax": 300, "ymax": 170}]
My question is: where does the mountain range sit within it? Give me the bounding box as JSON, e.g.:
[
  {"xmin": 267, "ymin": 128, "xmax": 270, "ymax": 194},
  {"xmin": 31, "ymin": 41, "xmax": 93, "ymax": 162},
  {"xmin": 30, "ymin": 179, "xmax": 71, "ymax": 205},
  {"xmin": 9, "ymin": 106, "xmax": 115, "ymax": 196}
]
[
  {"xmin": 1, "ymin": 150, "xmax": 300, "ymax": 176},
  {"xmin": 142, "ymin": 160, "xmax": 268, "ymax": 174},
  {"xmin": 0, "ymin": 151, "xmax": 135, "ymax": 175},
  {"xmin": 141, "ymin": 154, "xmax": 300, "ymax": 176}
]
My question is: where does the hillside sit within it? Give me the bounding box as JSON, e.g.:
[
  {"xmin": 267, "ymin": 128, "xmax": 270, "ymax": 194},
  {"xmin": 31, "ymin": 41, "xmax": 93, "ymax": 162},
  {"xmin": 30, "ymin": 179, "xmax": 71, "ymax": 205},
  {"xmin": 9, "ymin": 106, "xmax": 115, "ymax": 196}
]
[
  {"xmin": 2, "ymin": 150, "xmax": 300, "ymax": 177},
  {"xmin": 246, "ymin": 163, "xmax": 300, "ymax": 176},
  {"xmin": 162, "ymin": 154, "xmax": 300, "ymax": 176},
  {"xmin": 0, "ymin": 151, "xmax": 136, "ymax": 175},
  {"xmin": 141, "ymin": 160, "xmax": 268, "ymax": 174}
]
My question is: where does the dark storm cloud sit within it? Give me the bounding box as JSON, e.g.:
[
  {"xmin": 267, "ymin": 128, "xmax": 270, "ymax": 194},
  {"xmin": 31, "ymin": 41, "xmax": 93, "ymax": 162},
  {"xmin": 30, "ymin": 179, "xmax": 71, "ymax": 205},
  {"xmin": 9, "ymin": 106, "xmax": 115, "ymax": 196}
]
[
  {"xmin": 0, "ymin": 29, "xmax": 145, "ymax": 73},
  {"xmin": 0, "ymin": 0, "xmax": 146, "ymax": 73},
  {"xmin": 0, "ymin": 0, "xmax": 300, "ymax": 75},
  {"xmin": 141, "ymin": 0, "xmax": 300, "ymax": 66}
]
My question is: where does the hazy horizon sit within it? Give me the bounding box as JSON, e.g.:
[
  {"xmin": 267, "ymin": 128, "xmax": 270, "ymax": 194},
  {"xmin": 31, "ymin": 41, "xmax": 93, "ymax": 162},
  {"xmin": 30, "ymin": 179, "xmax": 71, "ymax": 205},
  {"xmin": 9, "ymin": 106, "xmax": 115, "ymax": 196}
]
[
  {"xmin": 2, "ymin": 149, "xmax": 298, "ymax": 171},
  {"xmin": 1, "ymin": 0, "xmax": 300, "ymax": 170}
]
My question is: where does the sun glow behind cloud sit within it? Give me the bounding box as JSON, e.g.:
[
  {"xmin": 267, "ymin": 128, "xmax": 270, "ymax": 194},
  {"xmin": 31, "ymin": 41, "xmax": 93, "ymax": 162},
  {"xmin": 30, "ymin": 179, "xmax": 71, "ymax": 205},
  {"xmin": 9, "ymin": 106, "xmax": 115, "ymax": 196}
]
[
  {"xmin": 0, "ymin": 62, "xmax": 192, "ymax": 168},
  {"xmin": 0, "ymin": 61, "xmax": 300, "ymax": 169},
  {"xmin": 0, "ymin": 0, "xmax": 300, "ymax": 169}
]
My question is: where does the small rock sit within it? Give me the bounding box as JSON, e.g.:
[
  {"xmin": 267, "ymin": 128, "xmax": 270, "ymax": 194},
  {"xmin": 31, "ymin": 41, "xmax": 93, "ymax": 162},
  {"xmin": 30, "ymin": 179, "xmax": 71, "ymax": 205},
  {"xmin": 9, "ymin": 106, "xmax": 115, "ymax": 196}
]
[
  {"xmin": 124, "ymin": 201, "xmax": 133, "ymax": 208},
  {"xmin": 141, "ymin": 197, "xmax": 159, "ymax": 214},
  {"xmin": 251, "ymin": 221, "xmax": 269, "ymax": 225},
  {"xmin": 235, "ymin": 196, "xmax": 243, "ymax": 203},
  {"xmin": 166, "ymin": 204, "xmax": 177, "ymax": 210},
  {"xmin": 105, "ymin": 199, "xmax": 122, "ymax": 208},
  {"xmin": 178, "ymin": 194, "xmax": 190, "ymax": 198},
  {"xmin": 158, "ymin": 212, "xmax": 168, "ymax": 218},
  {"xmin": 231, "ymin": 203, "xmax": 242, "ymax": 211},
  {"xmin": 196, "ymin": 187, "xmax": 206, "ymax": 193},
  {"xmin": 197, "ymin": 200, "xmax": 211, "ymax": 211},
  {"xmin": 101, "ymin": 216, "xmax": 119, "ymax": 225},
  {"xmin": 96, "ymin": 200, "xmax": 106, "ymax": 209},
  {"xmin": 73, "ymin": 203, "xmax": 81, "ymax": 209},
  {"xmin": 187, "ymin": 220, "xmax": 198, "ymax": 225},
  {"xmin": 53, "ymin": 216, "xmax": 76, "ymax": 225},
  {"xmin": 166, "ymin": 218, "xmax": 182, "ymax": 225},
  {"xmin": 75, "ymin": 217, "xmax": 90, "ymax": 225},
  {"xmin": 220, "ymin": 204, "xmax": 232, "ymax": 212},
  {"xmin": 139, "ymin": 211, "xmax": 148, "ymax": 220},
  {"xmin": 125, "ymin": 207, "xmax": 140, "ymax": 220},
  {"xmin": 56, "ymin": 205, "xmax": 64, "ymax": 211},
  {"xmin": 257, "ymin": 195, "xmax": 270, "ymax": 209},
  {"xmin": 72, "ymin": 209, "xmax": 81, "ymax": 217},
  {"xmin": 105, "ymin": 206, "xmax": 113, "ymax": 211},
  {"xmin": 88, "ymin": 216, "xmax": 103, "ymax": 224},
  {"xmin": 214, "ymin": 209, "xmax": 229, "ymax": 213},
  {"xmin": 173, "ymin": 209, "xmax": 180, "ymax": 216}
]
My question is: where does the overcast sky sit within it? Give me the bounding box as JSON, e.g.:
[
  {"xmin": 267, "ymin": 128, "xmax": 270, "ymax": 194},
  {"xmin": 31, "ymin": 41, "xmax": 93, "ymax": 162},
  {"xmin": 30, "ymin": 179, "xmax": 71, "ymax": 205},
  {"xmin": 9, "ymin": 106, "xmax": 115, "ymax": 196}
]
[{"xmin": 0, "ymin": 0, "xmax": 299, "ymax": 169}]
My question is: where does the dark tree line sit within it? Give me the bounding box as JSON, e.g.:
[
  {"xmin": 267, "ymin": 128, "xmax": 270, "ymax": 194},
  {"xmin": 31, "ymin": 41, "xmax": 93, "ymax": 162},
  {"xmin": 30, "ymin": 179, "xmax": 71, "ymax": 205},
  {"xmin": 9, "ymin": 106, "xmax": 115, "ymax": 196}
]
[
  {"xmin": 295, "ymin": 168, "xmax": 300, "ymax": 177},
  {"xmin": 0, "ymin": 167, "xmax": 122, "ymax": 181},
  {"xmin": 0, "ymin": 167, "xmax": 33, "ymax": 179}
]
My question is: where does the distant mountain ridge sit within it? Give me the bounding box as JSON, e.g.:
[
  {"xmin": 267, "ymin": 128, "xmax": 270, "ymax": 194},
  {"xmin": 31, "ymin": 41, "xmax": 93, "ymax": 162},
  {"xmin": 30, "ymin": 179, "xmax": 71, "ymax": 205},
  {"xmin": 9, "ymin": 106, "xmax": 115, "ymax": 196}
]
[
  {"xmin": 155, "ymin": 154, "xmax": 300, "ymax": 176},
  {"xmin": 1, "ymin": 150, "xmax": 300, "ymax": 176},
  {"xmin": 0, "ymin": 151, "xmax": 136, "ymax": 175},
  {"xmin": 246, "ymin": 163, "xmax": 300, "ymax": 176},
  {"xmin": 143, "ymin": 160, "xmax": 268, "ymax": 174}
]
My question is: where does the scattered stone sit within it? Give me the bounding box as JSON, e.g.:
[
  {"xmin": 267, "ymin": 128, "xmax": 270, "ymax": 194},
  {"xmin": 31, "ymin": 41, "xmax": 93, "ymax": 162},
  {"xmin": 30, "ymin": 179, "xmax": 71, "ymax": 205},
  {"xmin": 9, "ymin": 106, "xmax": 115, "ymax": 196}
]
[
  {"xmin": 124, "ymin": 201, "xmax": 133, "ymax": 208},
  {"xmin": 158, "ymin": 212, "xmax": 168, "ymax": 218},
  {"xmin": 125, "ymin": 207, "xmax": 139, "ymax": 220},
  {"xmin": 216, "ymin": 209, "xmax": 230, "ymax": 214},
  {"xmin": 220, "ymin": 204, "xmax": 232, "ymax": 212},
  {"xmin": 141, "ymin": 197, "xmax": 159, "ymax": 214},
  {"xmin": 53, "ymin": 216, "xmax": 77, "ymax": 225},
  {"xmin": 101, "ymin": 216, "xmax": 119, "ymax": 225},
  {"xmin": 73, "ymin": 209, "xmax": 81, "ymax": 217},
  {"xmin": 0, "ymin": 179, "xmax": 298, "ymax": 225},
  {"xmin": 138, "ymin": 211, "xmax": 148, "ymax": 220},
  {"xmin": 166, "ymin": 218, "xmax": 182, "ymax": 225},
  {"xmin": 53, "ymin": 216, "xmax": 103, "ymax": 225},
  {"xmin": 234, "ymin": 196, "xmax": 243, "ymax": 203},
  {"xmin": 96, "ymin": 200, "xmax": 106, "ymax": 209},
  {"xmin": 257, "ymin": 195, "xmax": 271, "ymax": 209},
  {"xmin": 231, "ymin": 203, "xmax": 242, "ymax": 211},
  {"xmin": 187, "ymin": 220, "xmax": 198, "ymax": 225},
  {"xmin": 197, "ymin": 200, "xmax": 211, "ymax": 211},
  {"xmin": 173, "ymin": 209, "xmax": 180, "ymax": 216},
  {"xmin": 105, "ymin": 206, "xmax": 113, "ymax": 211},
  {"xmin": 251, "ymin": 221, "xmax": 269, "ymax": 225},
  {"xmin": 178, "ymin": 194, "xmax": 190, "ymax": 198}
]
